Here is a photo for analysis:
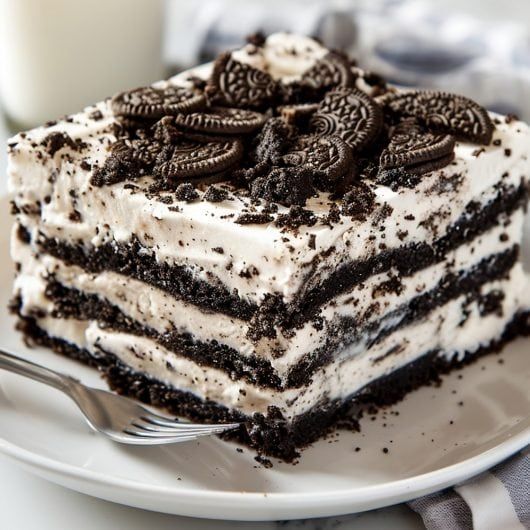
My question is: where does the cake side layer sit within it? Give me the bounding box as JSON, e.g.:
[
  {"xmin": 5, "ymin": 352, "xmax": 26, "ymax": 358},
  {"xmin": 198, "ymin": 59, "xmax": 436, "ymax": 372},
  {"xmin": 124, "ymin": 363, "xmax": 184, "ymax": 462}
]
[
  {"xmin": 13, "ymin": 310, "xmax": 530, "ymax": 461},
  {"xmin": 287, "ymin": 246, "xmax": 522, "ymax": 387},
  {"xmin": 12, "ymin": 259, "xmax": 527, "ymax": 418},
  {"xmin": 12, "ymin": 209, "xmax": 523, "ymax": 366},
  {"xmin": 290, "ymin": 181, "xmax": 528, "ymax": 328},
  {"xmin": 12, "ymin": 244, "xmax": 521, "ymax": 391},
  {"xmin": 17, "ymin": 181, "xmax": 528, "ymax": 334}
]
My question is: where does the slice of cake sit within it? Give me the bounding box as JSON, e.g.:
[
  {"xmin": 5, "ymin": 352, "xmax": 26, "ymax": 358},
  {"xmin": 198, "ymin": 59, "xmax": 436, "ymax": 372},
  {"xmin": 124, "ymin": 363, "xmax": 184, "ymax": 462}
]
[{"xmin": 8, "ymin": 33, "xmax": 530, "ymax": 461}]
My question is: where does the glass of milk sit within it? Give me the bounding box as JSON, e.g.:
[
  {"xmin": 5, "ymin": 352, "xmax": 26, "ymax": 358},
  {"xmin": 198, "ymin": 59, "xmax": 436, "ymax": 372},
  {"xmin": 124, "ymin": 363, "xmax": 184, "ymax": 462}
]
[{"xmin": 0, "ymin": 0, "xmax": 165, "ymax": 129}]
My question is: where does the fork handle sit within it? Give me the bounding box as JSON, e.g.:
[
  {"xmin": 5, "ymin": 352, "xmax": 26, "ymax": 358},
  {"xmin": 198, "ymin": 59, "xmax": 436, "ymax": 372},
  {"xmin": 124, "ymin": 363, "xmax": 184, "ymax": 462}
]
[{"xmin": 0, "ymin": 349, "xmax": 74, "ymax": 391}]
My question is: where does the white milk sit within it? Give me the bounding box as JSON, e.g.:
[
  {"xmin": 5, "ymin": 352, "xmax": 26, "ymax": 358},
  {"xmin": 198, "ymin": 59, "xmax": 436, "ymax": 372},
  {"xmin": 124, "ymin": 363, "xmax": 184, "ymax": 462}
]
[{"xmin": 0, "ymin": 0, "xmax": 164, "ymax": 128}]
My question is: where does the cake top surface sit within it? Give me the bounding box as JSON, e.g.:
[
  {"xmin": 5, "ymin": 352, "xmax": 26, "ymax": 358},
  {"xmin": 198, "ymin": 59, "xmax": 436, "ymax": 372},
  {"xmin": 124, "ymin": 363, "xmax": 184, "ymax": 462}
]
[{"xmin": 7, "ymin": 33, "xmax": 530, "ymax": 301}]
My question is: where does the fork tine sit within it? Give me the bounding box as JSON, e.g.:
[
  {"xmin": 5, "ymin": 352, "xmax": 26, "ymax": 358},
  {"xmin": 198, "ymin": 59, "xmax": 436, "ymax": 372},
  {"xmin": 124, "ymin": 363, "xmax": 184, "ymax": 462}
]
[
  {"xmin": 141, "ymin": 412, "xmax": 240, "ymax": 431},
  {"xmin": 141, "ymin": 415, "xmax": 218, "ymax": 430},
  {"xmin": 124, "ymin": 425, "xmax": 230, "ymax": 439},
  {"xmin": 131, "ymin": 419, "xmax": 234, "ymax": 435},
  {"xmin": 123, "ymin": 429, "xmax": 202, "ymax": 443}
]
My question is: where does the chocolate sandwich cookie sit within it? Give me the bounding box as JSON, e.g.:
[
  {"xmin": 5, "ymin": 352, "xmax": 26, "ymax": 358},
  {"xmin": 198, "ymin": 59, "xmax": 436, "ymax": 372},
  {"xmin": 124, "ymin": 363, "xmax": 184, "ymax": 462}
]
[
  {"xmin": 299, "ymin": 52, "xmax": 355, "ymax": 92},
  {"xmin": 207, "ymin": 52, "xmax": 280, "ymax": 109},
  {"xmin": 172, "ymin": 107, "xmax": 266, "ymax": 134},
  {"xmin": 381, "ymin": 90, "xmax": 494, "ymax": 145},
  {"xmin": 311, "ymin": 87, "xmax": 383, "ymax": 152},
  {"xmin": 109, "ymin": 138, "xmax": 161, "ymax": 170},
  {"xmin": 154, "ymin": 134, "xmax": 243, "ymax": 180},
  {"xmin": 282, "ymin": 52, "xmax": 355, "ymax": 104},
  {"xmin": 281, "ymin": 134, "xmax": 352, "ymax": 183},
  {"xmin": 111, "ymin": 85, "xmax": 206, "ymax": 119},
  {"xmin": 380, "ymin": 120, "xmax": 456, "ymax": 174}
]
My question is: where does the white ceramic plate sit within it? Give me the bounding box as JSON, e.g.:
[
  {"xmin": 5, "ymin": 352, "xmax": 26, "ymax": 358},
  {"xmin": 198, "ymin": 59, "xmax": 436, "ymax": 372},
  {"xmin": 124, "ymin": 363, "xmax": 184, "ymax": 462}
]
[{"xmin": 0, "ymin": 196, "xmax": 529, "ymax": 521}]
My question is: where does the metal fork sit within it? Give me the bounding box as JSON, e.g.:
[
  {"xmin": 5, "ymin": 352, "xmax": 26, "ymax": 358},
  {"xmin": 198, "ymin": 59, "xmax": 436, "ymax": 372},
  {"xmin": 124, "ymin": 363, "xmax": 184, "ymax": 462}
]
[{"xmin": 0, "ymin": 349, "xmax": 240, "ymax": 445}]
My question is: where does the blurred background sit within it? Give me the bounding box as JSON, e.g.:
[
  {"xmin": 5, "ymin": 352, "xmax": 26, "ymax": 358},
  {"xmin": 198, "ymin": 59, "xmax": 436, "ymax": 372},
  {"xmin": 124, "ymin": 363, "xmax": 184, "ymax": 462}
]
[{"xmin": 1, "ymin": 0, "xmax": 530, "ymax": 132}]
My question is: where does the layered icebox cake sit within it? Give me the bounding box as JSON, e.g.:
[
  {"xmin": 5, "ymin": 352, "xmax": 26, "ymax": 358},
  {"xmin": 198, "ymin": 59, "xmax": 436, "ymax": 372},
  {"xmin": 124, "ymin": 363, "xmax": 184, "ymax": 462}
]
[{"xmin": 8, "ymin": 33, "xmax": 530, "ymax": 460}]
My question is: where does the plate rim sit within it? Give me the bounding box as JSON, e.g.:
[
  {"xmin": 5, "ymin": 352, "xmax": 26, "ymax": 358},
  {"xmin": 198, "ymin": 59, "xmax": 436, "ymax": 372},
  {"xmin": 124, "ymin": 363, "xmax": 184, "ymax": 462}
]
[{"xmin": 0, "ymin": 410, "xmax": 528, "ymax": 520}]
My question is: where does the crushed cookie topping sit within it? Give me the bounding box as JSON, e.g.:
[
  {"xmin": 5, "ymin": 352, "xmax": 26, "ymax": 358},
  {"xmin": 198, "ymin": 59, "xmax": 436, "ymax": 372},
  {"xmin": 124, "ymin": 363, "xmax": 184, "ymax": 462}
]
[{"xmin": 94, "ymin": 34, "xmax": 494, "ymax": 219}]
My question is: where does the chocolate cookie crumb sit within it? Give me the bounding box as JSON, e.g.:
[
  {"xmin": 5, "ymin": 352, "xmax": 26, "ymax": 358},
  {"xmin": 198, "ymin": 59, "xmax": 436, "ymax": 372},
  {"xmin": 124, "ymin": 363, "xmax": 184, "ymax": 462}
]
[
  {"xmin": 42, "ymin": 132, "xmax": 76, "ymax": 156},
  {"xmin": 91, "ymin": 144, "xmax": 141, "ymax": 187},
  {"xmin": 251, "ymin": 167, "xmax": 316, "ymax": 207},
  {"xmin": 341, "ymin": 182, "xmax": 376, "ymax": 221},
  {"xmin": 376, "ymin": 167, "xmax": 422, "ymax": 191},
  {"xmin": 246, "ymin": 32, "xmax": 266, "ymax": 47},
  {"xmin": 235, "ymin": 212, "xmax": 273, "ymax": 225},
  {"xmin": 89, "ymin": 109, "xmax": 104, "ymax": 121},
  {"xmin": 276, "ymin": 205, "xmax": 317, "ymax": 229},
  {"xmin": 247, "ymin": 294, "xmax": 285, "ymax": 341},
  {"xmin": 68, "ymin": 210, "xmax": 82, "ymax": 222},
  {"xmin": 174, "ymin": 182, "xmax": 199, "ymax": 202},
  {"xmin": 254, "ymin": 455, "xmax": 273, "ymax": 468},
  {"xmin": 330, "ymin": 202, "xmax": 343, "ymax": 222},
  {"xmin": 203, "ymin": 185, "xmax": 230, "ymax": 203}
]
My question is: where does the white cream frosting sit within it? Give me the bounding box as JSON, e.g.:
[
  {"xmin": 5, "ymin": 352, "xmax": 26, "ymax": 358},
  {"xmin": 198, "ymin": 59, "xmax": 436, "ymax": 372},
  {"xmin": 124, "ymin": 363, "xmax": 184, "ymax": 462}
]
[{"xmin": 232, "ymin": 33, "xmax": 328, "ymax": 82}]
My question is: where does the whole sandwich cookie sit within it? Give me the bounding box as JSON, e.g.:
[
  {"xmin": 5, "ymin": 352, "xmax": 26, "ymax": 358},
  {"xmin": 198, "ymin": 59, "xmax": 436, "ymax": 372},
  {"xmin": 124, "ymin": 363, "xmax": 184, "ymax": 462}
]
[
  {"xmin": 380, "ymin": 119, "xmax": 456, "ymax": 174},
  {"xmin": 298, "ymin": 52, "xmax": 355, "ymax": 92},
  {"xmin": 207, "ymin": 52, "xmax": 281, "ymax": 109},
  {"xmin": 310, "ymin": 87, "xmax": 384, "ymax": 152},
  {"xmin": 111, "ymin": 86, "xmax": 206, "ymax": 118},
  {"xmin": 380, "ymin": 90, "xmax": 494, "ymax": 144},
  {"xmin": 154, "ymin": 135, "xmax": 244, "ymax": 179},
  {"xmin": 172, "ymin": 107, "xmax": 266, "ymax": 134},
  {"xmin": 280, "ymin": 134, "xmax": 353, "ymax": 183}
]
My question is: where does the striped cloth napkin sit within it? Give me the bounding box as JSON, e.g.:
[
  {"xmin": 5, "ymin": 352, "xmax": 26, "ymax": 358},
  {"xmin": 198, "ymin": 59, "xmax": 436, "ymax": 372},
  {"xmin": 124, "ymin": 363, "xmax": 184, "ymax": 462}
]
[{"xmin": 408, "ymin": 449, "xmax": 530, "ymax": 529}]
